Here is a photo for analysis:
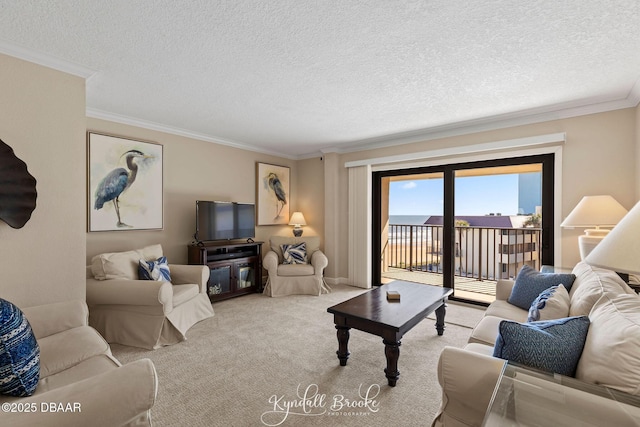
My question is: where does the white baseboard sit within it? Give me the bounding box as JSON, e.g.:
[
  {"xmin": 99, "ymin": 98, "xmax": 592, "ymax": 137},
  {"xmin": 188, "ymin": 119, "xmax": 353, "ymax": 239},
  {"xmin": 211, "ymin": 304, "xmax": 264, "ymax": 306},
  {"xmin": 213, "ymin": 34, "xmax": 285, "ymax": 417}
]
[
  {"xmin": 325, "ymin": 277, "xmax": 373, "ymax": 289},
  {"xmin": 324, "ymin": 276, "xmax": 349, "ymax": 286},
  {"xmin": 262, "ymin": 275, "xmax": 367, "ymax": 289}
]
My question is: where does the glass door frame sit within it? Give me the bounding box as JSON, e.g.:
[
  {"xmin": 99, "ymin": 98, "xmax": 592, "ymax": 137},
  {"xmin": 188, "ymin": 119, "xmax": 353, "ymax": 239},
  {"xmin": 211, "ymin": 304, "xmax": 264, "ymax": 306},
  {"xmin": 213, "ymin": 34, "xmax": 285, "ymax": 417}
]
[{"xmin": 372, "ymin": 154, "xmax": 555, "ymax": 304}]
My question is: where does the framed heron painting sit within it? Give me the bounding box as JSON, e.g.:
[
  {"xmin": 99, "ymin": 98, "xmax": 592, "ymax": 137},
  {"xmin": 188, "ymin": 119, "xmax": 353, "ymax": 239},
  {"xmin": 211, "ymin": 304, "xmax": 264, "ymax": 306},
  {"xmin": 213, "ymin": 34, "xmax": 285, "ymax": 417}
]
[
  {"xmin": 256, "ymin": 162, "xmax": 290, "ymax": 225},
  {"xmin": 87, "ymin": 132, "xmax": 163, "ymax": 231}
]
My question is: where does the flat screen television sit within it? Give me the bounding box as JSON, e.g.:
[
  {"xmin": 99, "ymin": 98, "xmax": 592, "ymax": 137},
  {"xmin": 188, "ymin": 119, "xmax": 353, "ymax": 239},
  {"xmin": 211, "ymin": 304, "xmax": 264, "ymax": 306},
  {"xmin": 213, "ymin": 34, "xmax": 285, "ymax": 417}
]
[{"xmin": 195, "ymin": 201, "xmax": 255, "ymax": 242}]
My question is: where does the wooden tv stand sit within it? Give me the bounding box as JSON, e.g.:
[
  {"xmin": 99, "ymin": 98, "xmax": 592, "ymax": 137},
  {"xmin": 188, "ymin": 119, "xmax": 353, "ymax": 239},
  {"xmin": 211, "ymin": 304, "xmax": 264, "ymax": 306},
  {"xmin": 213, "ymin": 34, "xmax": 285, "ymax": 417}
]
[{"xmin": 187, "ymin": 241, "xmax": 263, "ymax": 302}]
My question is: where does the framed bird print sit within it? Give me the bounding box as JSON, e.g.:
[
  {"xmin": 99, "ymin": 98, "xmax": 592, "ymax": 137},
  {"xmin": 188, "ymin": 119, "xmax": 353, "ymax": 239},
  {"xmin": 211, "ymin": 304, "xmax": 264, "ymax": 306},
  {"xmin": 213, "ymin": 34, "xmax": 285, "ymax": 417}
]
[
  {"xmin": 87, "ymin": 132, "xmax": 163, "ymax": 231},
  {"xmin": 256, "ymin": 162, "xmax": 290, "ymax": 225}
]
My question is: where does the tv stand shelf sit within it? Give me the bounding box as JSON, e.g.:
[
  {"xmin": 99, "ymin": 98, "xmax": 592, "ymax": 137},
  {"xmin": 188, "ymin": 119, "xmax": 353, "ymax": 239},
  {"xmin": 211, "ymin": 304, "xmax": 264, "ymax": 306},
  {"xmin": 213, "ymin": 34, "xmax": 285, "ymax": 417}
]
[{"xmin": 188, "ymin": 241, "xmax": 263, "ymax": 302}]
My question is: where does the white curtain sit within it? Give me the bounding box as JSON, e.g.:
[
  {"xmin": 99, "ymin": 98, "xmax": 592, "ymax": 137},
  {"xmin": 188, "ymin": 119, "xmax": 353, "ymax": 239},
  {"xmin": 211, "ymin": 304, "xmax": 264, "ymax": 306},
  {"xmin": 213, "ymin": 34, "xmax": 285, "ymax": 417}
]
[{"xmin": 348, "ymin": 165, "xmax": 372, "ymax": 288}]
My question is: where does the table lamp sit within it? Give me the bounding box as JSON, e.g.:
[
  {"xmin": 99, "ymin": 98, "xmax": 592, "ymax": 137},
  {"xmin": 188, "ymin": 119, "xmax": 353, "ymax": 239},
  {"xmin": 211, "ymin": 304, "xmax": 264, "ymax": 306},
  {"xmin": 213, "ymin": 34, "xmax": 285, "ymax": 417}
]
[
  {"xmin": 560, "ymin": 195, "xmax": 628, "ymax": 260},
  {"xmin": 585, "ymin": 200, "xmax": 640, "ymax": 275},
  {"xmin": 289, "ymin": 212, "xmax": 307, "ymax": 237}
]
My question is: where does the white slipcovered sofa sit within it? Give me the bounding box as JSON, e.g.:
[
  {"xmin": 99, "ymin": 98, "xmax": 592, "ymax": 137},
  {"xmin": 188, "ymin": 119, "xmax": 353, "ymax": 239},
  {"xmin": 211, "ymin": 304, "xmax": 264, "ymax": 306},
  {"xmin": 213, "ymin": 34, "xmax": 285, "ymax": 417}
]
[
  {"xmin": 0, "ymin": 299, "xmax": 157, "ymax": 427},
  {"xmin": 432, "ymin": 262, "xmax": 640, "ymax": 427},
  {"xmin": 86, "ymin": 244, "xmax": 214, "ymax": 349},
  {"xmin": 263, "ymin": 236, "xmax": 330, "ymax": 297}
]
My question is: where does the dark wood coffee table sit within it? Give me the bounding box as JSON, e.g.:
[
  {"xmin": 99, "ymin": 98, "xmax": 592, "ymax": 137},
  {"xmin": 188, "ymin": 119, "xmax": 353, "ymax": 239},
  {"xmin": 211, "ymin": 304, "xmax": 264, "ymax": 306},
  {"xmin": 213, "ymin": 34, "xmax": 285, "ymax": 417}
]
[{"xmin": 327, "ymin": 281, "xmax": 453, "ymax": 386}]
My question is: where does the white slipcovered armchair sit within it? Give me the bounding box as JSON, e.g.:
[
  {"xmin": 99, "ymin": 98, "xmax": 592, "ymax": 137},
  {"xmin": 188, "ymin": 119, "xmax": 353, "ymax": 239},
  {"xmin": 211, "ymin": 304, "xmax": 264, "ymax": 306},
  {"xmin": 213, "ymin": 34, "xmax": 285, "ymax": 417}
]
[
  {"xmin": 86, "ymin": 244, "xmax": 214, "ymax": 350},
  {"xmin": 263, "ymin": 236, "xmax": 330, "ymax": 297},
  {"xmin": 0, "ymin": 299, "xmax": 157, "ymax": 427}
]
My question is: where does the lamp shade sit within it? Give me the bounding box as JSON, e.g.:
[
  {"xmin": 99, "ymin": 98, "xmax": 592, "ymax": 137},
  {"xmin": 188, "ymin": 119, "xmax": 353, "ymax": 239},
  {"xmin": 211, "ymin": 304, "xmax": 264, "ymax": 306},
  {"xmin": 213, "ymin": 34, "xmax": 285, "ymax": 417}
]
[
  {"xmin": 585, "ymin": 201, "xmax": 640, "ymax": 274},
  {"xmin": 289, "ymin": 212, "xmax": 307, "ymax": 226},
  {"xmin": 560, "ymin": 195, "xmax": 628, "ymax": 228}
]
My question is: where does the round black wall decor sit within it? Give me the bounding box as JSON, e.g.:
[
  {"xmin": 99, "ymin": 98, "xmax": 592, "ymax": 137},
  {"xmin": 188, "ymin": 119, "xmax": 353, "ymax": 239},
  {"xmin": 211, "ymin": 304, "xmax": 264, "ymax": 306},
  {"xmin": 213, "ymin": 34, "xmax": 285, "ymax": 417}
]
[{"xmin": 0, "ymin": 139, "xmax": 37, "ymax": 228}]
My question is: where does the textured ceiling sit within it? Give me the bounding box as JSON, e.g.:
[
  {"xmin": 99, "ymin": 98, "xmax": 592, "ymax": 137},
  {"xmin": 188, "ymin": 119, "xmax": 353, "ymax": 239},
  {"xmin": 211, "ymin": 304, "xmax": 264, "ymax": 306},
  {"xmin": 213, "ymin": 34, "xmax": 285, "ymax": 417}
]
[{"xmin": 1, "ymin": 1, "xmax": 639, "ymax": 158}]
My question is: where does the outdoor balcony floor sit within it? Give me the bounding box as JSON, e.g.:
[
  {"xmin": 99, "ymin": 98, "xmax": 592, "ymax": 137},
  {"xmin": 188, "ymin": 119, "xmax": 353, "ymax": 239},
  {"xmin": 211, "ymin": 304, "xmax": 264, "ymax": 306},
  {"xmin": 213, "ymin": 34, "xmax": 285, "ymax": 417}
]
[{"xmin": 381, "ymin": 267, "xmax": 497, "ymax": 304}]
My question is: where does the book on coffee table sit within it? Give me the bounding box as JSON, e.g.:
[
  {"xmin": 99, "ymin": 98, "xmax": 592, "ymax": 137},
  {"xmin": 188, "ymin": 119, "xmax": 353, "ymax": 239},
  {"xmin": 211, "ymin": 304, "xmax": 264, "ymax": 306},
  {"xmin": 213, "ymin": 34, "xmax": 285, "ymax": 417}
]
[{"xmin": 386, "ymin": 290, "xmax": 401, "ymax": 301}]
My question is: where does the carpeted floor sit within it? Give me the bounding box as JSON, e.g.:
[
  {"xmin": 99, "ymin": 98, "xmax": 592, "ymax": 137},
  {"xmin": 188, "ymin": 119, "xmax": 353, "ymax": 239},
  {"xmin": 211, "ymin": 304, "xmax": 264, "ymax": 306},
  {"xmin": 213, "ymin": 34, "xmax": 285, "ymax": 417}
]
[{"xmin": 111, "ymin": 284, "xmax": 485, "ymax": 427}]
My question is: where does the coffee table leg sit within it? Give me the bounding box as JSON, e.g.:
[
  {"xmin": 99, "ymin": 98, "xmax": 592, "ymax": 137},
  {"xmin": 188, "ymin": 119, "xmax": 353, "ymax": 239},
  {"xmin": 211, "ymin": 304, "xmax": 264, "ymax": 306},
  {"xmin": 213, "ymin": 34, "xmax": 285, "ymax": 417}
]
[
  {"xmin": 435, "ymin": 302, "xmax": 447, "ymax": 336},
  {"xmin": 336, "ymin": 326, "xmax": 350, "ymax": 366},
  {"xmin": 383, "ymin": 339, "xmax": 401, "ymax": 387}
]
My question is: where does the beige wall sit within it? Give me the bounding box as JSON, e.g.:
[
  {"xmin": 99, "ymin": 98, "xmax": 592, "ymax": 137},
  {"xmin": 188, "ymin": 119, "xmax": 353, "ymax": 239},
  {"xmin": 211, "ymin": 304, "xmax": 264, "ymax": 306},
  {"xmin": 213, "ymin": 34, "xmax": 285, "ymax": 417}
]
[
  {"xmin": 85, "ymin": 118, "xmax": 303, "ymax": 267},
  {"xmin": 332, "ymin": 108, "xmax": 637, "ymax": 281},
  {"xmin": 291, "ymin": 156, "xmax": 324, "ymax": 240},
  {"xmin": 0, "ymin": 54, "xmax": 86, "ymax": 307},
  {"xmin": 636, "ymin": 104, "xmax": 640, "ymax": 200}
]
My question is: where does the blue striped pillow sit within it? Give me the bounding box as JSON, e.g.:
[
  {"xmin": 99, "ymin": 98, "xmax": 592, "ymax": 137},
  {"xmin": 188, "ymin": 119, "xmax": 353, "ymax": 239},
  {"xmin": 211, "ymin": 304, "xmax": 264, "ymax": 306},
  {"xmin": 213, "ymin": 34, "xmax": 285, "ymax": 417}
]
[
  {"xmin": 0, "ymin": 298, "xmax": 40, "ymax": 396},
  {"xmin": 282, "ymin": 242, "xmax": 308, "ymax": 265},
  {"xmin": 138, "ymin": 256, "xmax": 172, "ymax": 281}
]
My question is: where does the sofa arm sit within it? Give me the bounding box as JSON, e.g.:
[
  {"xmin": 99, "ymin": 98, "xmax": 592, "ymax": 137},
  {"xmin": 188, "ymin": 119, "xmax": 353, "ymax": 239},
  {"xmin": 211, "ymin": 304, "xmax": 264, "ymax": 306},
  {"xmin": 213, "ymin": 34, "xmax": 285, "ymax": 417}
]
[
  {"xmin": 170, "ymin": 264, "xmax": 208, "ymax": 293},
  {"xmin": 0, "ymin": 359, "xmax": 157, "ymax": 427},
  {"xmin": 432, "ymin": 346, "xmax": 505, "ymax": 427},
  {"xmin": 21, "ymin": 300, "xmax": 89, "ymax": 340},
  {"xmin": 86, "ymin": 278, "xmax": 173, "ymax": 309},
  {"xmin": 311, "ymin": 250, "xmax": 328, "ymax": 276},
  {"xmin": 263, "ymin": 251, "xmax": 279, "ymax": 273},
  {"xmin": 495, "ymin": 279, "xmax": 515, "ymax": 301}
]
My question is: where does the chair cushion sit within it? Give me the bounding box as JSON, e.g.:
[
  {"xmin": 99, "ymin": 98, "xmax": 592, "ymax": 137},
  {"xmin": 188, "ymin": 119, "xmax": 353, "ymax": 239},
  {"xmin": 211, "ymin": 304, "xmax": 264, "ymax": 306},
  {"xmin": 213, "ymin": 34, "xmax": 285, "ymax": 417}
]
[
  {"xmin": 493, "ymin": 316, "xmax": 590, "ymax": 377},
  {"xmin": 576, "ymin": 293, "xmax": 640, "ymax": 395},
  {"xmin": 138, "ymin": 256, "xmax": 172, "ymax": 281},
  {"xmin": 91, "ymin": 244, "xmax": 163, "ymax": 280},
  {"xmin": 0, "ymin": 298, "xmax": 40, "ymax": 396},
  {"xmin": 282, "ymin": 242, "xmax": 307, "ymax": 264},
  {"xmin": 172, "ymin": 284, "xmax": 200, "ymax": 307},
  {"xmin": 33, "ymin": 354, "xmax": 119, "ymax": 395},
  {"xmin": 37, "ymin": 325, "xmax": 110, "ymax": 379},
  {"xmin": 527, "ymin": 284, "xmax": 570, "ymax": 322},
  {"xmin": 484, "ymin": 300, "xmax": 528, "ymax": 322},
  {"xmin": 277, "ymin": 264, "xmax": 315, "ymax": 277},
  {"xmin": 508, "ymin": 265, "xmax": 575, "ymax": 310},
  {"xmin": 468, "ymin": 315, "xmax": 505, "ymax": 346}
]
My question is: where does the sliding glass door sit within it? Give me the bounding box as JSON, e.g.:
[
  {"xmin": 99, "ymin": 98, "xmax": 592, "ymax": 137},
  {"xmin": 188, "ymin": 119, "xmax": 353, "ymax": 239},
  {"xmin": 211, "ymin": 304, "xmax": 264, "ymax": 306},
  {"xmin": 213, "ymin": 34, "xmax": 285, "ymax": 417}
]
[
  {"xmin": 380, "ymin": 172, "xmax": 444, "ymax": 284},
  {"xmin": 372, "ymin": 154, "xmax": 554, "ymax": 305}
]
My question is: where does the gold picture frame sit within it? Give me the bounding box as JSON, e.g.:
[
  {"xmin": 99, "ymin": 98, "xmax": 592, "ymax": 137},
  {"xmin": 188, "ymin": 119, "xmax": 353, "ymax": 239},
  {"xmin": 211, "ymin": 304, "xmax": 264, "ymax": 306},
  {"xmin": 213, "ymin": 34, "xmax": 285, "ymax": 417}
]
[
  {"xmin": 256, "ymin": 162, "xmax": 290, "ymax": 225},
  {"xmin": 87, "ymin": 132, "xmax": 163, "ymax": 231}
]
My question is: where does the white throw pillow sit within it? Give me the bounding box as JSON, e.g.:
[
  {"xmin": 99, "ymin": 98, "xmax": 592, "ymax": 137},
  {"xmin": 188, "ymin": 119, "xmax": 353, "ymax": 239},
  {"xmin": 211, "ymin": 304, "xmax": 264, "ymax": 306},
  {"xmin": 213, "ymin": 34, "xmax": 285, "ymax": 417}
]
[
  {"xmin": 575, "ymin": 293, "xmax": 640, "ymax": 395},
  {"xmin": 527, "ymin": 284, "xmax": 570, "ymax": 322},
  {"xmin": 91, "ymin": 244, "xmax": 164, "ymax": 280}
]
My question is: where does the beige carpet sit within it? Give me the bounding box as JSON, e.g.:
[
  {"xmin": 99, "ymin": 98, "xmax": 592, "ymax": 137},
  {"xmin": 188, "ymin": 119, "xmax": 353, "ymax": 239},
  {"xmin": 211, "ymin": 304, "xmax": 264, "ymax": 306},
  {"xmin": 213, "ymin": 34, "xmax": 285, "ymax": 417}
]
[{"xmin": 111, "ymin": 284, "xmax": 485, "ymax": 427}]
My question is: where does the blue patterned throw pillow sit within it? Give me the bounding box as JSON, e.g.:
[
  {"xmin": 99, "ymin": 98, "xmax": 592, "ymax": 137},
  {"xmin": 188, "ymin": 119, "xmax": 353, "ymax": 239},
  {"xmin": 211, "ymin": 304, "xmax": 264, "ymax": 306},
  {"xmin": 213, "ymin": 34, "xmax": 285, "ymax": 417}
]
[
  {"xmin": 493, "ymin": 316, "xmax": 590, "ymax": 377},
  {"xmin": 0, "ymin": 298, "xmax": 40, "ymax": 396},
  {"xmin": 282, "ymin": 242, "xmax": 307, "ymax": 265},
  {"xmin": 138, "ymin": 256, "xmax": 172, "ymax": 281},
  {"xmin": 508, "ymin": 265, "xmax": 576, "ymax": 310}
]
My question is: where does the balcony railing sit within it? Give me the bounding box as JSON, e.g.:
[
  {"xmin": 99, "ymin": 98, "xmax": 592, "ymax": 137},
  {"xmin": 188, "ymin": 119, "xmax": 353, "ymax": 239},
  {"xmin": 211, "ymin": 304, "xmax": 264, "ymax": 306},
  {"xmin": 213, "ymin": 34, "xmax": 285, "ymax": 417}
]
[{"xmin": 384, "ymin": 224, "xmax": 542, "ymax": 281}]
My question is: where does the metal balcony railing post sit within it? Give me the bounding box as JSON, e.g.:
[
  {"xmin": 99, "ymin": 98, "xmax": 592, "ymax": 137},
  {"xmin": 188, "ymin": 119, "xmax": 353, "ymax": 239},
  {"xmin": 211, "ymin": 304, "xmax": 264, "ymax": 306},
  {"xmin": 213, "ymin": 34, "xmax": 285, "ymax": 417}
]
[
  {"xmin": 409, "ymin": 226, "xmax": 413, "ymax": 271},
  {"xmin": 478, "ymin": 228, "xmax": 483, "ymax": 282}
]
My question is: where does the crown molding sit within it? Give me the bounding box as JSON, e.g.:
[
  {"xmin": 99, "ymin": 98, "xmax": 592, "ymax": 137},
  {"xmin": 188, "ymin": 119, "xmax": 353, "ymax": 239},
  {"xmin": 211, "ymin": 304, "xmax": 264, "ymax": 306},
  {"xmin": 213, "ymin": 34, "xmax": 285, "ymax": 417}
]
[
  {"xmin": 326, "ymin": 91, "xmax": 640, "ymax": 156},
  {"xmin": 0, "ymin": 40, "xmax": 96, "ymax": 79},
  {"xmin": 91, "ymin": 85, "xmax": 640, "ymax": 162},
  {"xmin": 345, "ymin": 132, "xmax": 566, "ymax": 168},
  {"xmin": 86, "ymin": 108, "xmax": 298, "ymax": 160},
  {"xmin": 627, "ymin": 77, "xmax": 640, "ymax": 106}
]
